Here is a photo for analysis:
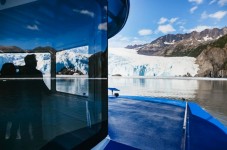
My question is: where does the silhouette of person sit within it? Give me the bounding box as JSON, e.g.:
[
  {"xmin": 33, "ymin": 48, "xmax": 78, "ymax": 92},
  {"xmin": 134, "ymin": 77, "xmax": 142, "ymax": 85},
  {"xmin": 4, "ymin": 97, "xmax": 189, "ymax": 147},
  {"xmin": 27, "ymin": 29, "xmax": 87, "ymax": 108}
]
[
  {"xmin": 18, "ymin": 54, "xmax": 49, "ymax": 148},
  {"xmin": 0, "ymin": 63, "xmax": 19, "ymax": 149}
]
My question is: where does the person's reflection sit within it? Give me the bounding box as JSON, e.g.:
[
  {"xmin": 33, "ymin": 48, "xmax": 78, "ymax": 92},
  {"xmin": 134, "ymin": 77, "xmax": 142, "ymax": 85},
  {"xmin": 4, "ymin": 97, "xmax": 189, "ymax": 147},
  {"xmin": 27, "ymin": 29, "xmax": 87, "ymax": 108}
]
[
  {"xmin": 0, "ymin": 63, "xmax": 19, "ymax": 148},
  {"xmin": 18, "ymin": 54, "xmax": 49, "ymax": 147}
]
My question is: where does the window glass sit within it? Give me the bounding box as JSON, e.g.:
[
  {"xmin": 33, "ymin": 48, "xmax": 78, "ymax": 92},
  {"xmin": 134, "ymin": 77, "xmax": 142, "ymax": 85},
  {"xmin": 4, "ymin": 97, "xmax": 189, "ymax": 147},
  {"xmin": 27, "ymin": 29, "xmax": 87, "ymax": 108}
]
[
  {"xmin": 0, "ymin": 0, "xmax": 107, "ymax": 149},
  {"xmin": 0, "ymin": 53, "xmax": 51, "ymax": 89},
  {"xmin": 56, "ymin": 46, "xmax": 89, "ymax": 96}
]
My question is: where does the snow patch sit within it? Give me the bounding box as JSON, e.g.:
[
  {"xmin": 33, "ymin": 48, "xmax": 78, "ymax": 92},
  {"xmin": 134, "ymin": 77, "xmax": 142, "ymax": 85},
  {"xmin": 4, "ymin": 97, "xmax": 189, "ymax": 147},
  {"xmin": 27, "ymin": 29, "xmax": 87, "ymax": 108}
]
[
  {"xmin": 164, "ymin": 40, "xmax": 175, "ymax": 45},
  {"xmin": 216, "ymin": 35, "xmax": 222, "ymax": 39},
  {"xmin": 203, "ymin": 35, "xmax": 213, "ymax": 41}
]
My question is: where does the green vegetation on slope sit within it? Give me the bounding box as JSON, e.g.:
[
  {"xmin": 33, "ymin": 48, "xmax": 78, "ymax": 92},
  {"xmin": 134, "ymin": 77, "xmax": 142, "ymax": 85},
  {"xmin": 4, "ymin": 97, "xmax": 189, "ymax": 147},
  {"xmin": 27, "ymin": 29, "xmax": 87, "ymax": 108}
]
[
  {"xmin": 168, "ymin": 34, "xmax": 227, "ymax": 57},
  {"xmin": 210, "ymin": 34, "xmax": 227, "ymax": 48}
]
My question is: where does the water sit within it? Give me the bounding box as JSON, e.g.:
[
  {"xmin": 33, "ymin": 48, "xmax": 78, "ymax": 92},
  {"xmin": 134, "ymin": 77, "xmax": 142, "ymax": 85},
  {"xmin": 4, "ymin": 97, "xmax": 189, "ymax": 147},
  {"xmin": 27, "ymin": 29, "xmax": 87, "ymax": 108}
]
[
  {"xmin": 52, "ymin": 77, "xmax": 227, "ymax": 126},
  {"xmin": 56, "ymin": 76, "xmax": 88, "ymax": 96},
  {"xmin": 43, "ymin": 75, "xmax": 89, "ymax": 96},
  {"xmin": 109, "ymin": 77, "xmax": 227, "ymax": 126}
]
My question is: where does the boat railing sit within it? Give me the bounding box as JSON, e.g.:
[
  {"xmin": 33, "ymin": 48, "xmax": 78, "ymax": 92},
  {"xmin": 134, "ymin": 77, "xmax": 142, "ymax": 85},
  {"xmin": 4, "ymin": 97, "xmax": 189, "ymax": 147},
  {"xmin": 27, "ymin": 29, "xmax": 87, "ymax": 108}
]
[{"xmin": 182, "ymin": 101, "xmax": 188, "ymax": 150}]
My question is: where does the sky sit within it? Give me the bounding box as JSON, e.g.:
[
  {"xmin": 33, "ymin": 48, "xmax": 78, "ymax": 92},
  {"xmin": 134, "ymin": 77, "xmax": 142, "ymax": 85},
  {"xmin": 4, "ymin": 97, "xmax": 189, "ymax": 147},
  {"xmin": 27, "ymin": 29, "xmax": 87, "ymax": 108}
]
[
  {"xmin": 0, "ymin": 0, "xmax": 107, "ymax": 51},
  {"xmin": 109, "ymin": 0, "xmax": 227, "ymax": 48}
]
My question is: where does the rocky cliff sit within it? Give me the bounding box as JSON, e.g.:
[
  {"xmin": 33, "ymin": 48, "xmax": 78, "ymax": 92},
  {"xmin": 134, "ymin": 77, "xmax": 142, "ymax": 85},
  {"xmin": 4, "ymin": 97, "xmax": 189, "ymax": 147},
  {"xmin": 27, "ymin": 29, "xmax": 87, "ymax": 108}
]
[{"xmin": 196, "ymin": 34, "xmax": 227, "ymax": 77}]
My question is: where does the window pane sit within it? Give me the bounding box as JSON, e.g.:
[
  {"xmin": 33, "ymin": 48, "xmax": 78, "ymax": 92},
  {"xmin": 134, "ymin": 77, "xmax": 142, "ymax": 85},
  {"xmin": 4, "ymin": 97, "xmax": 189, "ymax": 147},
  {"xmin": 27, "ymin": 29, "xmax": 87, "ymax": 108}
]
[
  {"xmin": 56, "ymin": 46, "xmax": 89, "ymax": 96},
  {"xmin": 0, "ymin": 53, "xmax": 51, "ymax": 89},
  {"xmin": 0, "ymin": 0, "xmax": 107, "ymax": 149}
]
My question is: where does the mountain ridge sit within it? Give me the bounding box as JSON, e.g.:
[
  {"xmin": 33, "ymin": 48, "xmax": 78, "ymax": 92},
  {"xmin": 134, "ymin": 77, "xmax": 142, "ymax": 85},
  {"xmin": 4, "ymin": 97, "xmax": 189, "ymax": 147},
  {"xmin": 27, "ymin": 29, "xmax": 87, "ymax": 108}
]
[{"xmin": 126, "ymin": 27, "xmax": 227, "ymax": 57}]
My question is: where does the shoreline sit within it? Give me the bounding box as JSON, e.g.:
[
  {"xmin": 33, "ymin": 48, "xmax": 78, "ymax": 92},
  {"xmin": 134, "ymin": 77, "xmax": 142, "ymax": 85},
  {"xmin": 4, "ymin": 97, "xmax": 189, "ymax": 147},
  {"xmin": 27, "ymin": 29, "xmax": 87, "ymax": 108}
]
[{"xmin": 108, "ymin": 76, "xmax": 227, "ymax": 81}]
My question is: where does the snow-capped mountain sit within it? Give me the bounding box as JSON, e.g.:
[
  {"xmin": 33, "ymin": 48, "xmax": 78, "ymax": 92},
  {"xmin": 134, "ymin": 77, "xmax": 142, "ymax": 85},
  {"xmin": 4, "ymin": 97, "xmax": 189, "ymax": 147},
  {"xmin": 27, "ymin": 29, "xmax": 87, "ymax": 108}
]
[
  {"xmin": 126, "ymin": 27, "xmax": 227, "ymax": 57},
  {"xmin": 109, "ymin": 48, "xmax": 199, "ymax": 77},
  {"xmin": 123, "ymin": 27, "xmax": 227, "ymax": 77}
]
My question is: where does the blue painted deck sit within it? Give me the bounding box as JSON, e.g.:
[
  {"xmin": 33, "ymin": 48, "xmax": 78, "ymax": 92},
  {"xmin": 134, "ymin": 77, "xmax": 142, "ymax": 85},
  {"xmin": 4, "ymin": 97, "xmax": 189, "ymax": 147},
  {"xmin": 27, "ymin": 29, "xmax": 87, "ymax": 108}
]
[{"xmin": 108, "ymin": 97, "xmax": 185, "ymax": 150}]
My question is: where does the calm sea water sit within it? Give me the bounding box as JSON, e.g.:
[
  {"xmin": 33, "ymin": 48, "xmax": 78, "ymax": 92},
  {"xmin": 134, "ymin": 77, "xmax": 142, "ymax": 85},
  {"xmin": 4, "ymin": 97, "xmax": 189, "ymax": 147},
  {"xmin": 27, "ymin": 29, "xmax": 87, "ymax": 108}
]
[
  {"xmin": 52, "ymin": 77, "xmax": 227, "ymax": 126},
  {"xmin": 108, "ymin": 77, "xmax": 227, "ymax": 126},
  {"xmin": 56, "ymin": 77, "xmax": 89, "ymax": 96}
]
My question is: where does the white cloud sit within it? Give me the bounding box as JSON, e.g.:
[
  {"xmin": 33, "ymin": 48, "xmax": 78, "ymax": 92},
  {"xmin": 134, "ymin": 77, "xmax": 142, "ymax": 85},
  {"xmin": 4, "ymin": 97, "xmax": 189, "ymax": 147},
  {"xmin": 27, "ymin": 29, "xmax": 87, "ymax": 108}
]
[
  {"xmin": 209, "ymin": 0, "xmax": 217, "ymax": 4},
  {"xmin": 190, "ymin": 6, "xmax": 198, "ymax": 13},
  {"xmin": 179, "ymin": 26, "xmax": 187, "ymax": 32},
  {"xmin": 169, "ymin": 18, "xmax": 178, "ymax": 24},
  {"xmin": 138, "ymin": 29, "xmax": 153, "ymax": 36},
  {"xmin": 27, "ymin": 24, "xmax": 39, "ymax": 30},
  {"xmin": 158, "ymin": 17, "xmax": 178, "ymax": 25},
  {"xmin": 201, "ymin": 11, "xmax": 208, "ymax": 19},
  {"xmin": 80, "ymin": 10, "xmax": 95, "ymax": 18},
  {"xmin": 158, "ymin": 24, "xmax": 176, "ymax": 34},
  {"xmin": 158, "ymin": 17, "xmax": 168, "ymax": 24},
  {"xmin": 176, "ymin": 20, "xmax": 186, "ymax": 26},
  {"xmin": 131, "ymin": 39, "xmax": 151, "ymax": 45},
  {"xmin": 218, "ymin": 0, "xmax": 227, "ymax": 6},
  {"xmin": 209, "ymin": 11, "xmax": 227, "ymax": 20},
  {"xmin": 98, "ymin": 22, "xmax": 107, "ymax": 31},
  {"xmin": 188, "ymin": 0, "xmax": 203, "ymax": 4},
  {"xmin": 209, "ymin": 0, "xmax": 227, "ymax": 6},
  {"xmin": 73, "ymin": 9, "xmax": 94, "ymax": 18},
  {"xmin": 109, "ymin": 35, "xmax": 151, "ymax": 48},
  {"xmin": 201, "ymin": 11, "xmax": 227, "ymax": 20},
  {"xmin": 153, "ymin": 29, "xmax": 160, "ymax": 34},
  {"xmin": 188, "ymin": 25, "xmax": 216, "ymax": 32}
]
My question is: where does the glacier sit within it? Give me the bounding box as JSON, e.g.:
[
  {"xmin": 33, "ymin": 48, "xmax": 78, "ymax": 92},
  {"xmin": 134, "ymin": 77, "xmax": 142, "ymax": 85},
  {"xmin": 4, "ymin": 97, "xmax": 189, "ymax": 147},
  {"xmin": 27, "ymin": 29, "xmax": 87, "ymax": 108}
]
[
  {"xmin": 108, "ymin": 48, "xmax": 199, "ymax": 77},
  {"xmin": 56, "ymin": 50, "xmax": 90, "ymax": 75},
  {"xmin": 0, "ymin": 46, "xmax": 90, "ymax": 76},
  {"xmin": 0, "ymin": 53, "xmax": 51, "ymax": 75},
  {"xmin": 0, "ymin": 47, "xmax": 199, "ymax": 77}
]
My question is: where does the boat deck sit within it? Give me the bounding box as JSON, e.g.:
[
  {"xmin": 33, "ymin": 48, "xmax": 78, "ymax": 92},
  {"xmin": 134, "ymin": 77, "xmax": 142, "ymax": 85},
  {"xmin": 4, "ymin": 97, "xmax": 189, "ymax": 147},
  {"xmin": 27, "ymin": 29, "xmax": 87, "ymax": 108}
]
[{"xmin": 108, "ymin": 97, "xmax": 185, "ymax": 150}]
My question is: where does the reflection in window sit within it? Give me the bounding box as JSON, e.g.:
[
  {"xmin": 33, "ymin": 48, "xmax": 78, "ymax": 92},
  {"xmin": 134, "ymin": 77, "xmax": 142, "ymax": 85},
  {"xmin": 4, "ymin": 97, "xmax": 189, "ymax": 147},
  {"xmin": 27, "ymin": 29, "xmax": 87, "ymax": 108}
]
[
  {"xmin": 56, "ymin": 46, "xmax": 90, "ymax": 96},
  {"xmin": 0, "ymin": 0, "xmax": 108, "ymax": 148},
  {"xmin": 0, "ymin": 53, "xmax": 51, "ymax": 89}
]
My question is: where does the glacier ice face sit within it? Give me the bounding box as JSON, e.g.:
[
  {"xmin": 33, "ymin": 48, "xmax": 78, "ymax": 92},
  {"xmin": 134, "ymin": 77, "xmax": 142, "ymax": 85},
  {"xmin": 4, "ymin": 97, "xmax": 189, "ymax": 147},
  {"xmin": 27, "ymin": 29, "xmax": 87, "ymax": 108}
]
[
  {"xmin": 56, "ymin": 45, "xmax": 90, "ymax": 75},
  {"xmin": 0, "ymin": 53, "xmax": 51, "ymax": 75},
  {"xmin": 56, "ymin": 50, "xmax": 90, "ymax": 75},
  {"xmin": 0, "ymin": 47, "xmax": 199, "ymax": 77},
  {"xmin": 0, "ymin": 46, "xmax": 90, "ymax": 76},
  {"xmin": 108, "ymin": 48, "xmax": 199, "ymax": 77}
]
